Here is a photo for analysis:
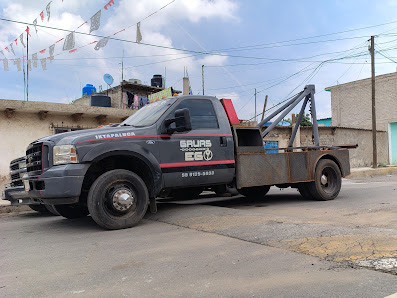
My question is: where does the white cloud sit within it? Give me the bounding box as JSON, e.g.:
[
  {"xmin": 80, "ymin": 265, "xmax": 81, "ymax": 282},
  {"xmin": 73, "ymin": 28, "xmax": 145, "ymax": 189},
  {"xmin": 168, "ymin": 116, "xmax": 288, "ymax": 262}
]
[{"xmin": 198, "ymin": 54, "xmax": 227, "ymax": 66}]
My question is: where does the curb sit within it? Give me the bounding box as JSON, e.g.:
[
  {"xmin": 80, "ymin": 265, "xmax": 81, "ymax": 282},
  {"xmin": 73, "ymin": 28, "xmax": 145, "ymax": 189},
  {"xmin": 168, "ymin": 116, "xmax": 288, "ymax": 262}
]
[{"xmin": 346, "ymin": 167, "xmax": 397, "ymax": 179}]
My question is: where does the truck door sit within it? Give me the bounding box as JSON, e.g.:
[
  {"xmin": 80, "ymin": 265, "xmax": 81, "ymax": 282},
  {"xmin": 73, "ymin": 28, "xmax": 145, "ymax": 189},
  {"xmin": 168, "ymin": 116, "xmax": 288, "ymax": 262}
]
[{"xmin": 159, "ymin": 98, "xmax": 235, "ymax": 188}]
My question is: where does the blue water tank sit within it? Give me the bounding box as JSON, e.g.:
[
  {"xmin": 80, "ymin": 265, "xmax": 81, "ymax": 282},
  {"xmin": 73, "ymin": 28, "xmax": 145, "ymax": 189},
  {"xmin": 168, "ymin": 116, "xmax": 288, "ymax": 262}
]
[{"xmin": 82, "ymin": 84, "xmax": 96, "ymax": 96}]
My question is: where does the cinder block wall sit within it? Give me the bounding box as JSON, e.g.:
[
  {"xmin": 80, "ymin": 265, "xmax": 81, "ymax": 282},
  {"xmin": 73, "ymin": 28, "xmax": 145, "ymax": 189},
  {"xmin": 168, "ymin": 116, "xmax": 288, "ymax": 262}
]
[{"xmin": 330, "ymin": 73, "xmax": 397, "ymax": 131}]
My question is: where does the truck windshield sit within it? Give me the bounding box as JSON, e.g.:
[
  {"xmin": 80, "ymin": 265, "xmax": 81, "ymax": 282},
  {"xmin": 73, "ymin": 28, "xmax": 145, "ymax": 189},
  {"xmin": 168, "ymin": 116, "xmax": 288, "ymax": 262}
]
[{"xmin": 120, "ymin": 97, "xmax": 176, "ymax": 127}]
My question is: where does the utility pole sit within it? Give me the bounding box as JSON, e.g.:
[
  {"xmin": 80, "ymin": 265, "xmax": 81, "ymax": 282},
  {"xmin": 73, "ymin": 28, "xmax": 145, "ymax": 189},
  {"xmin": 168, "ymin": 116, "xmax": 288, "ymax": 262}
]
[
  {"xmin": 370, "ymin": 35, "xmax": 377, "ymax": 168},
  {"xmin": 120, "ymin": 49, "xmax": 124, "ymax": 108},
  {"xmin": 261, "ymin": 95, "xmax": 268, "ymax": 121},
  {"xmin": 202, "ymin": 65, "xmax": 205, "ymax": 95},
  {"xmin": 26, "ymin": 30, "xmax": 29, "ymax": 101},
  {"xmin": 254, "ymin": 88, "xmax": 257, "ymax": 123}
]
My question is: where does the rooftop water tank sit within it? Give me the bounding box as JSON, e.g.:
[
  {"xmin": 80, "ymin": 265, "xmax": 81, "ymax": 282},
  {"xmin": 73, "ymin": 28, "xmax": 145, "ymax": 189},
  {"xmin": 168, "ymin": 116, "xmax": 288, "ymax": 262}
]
[
  {"xmin": 90, "ymin": 93, "xmax": 111, "ymax": 107},
  {"xmin": 151, "ymin": 74, "xmax": 163, "ymax": 88},
  {"xmin": 82, "ymin": 84, "xmax": 96, "ymax": 96}
]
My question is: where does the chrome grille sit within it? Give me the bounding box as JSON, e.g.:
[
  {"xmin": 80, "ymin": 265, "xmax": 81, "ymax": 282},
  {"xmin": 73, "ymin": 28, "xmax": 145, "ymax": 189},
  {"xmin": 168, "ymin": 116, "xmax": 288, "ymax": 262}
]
[
  {"xmin": 9, "ymin": 157, "xmax": 26, "ymax": 187},
  {"xmin": 26, "ymin": 142, "xmax": 43, "ymax": 176}
]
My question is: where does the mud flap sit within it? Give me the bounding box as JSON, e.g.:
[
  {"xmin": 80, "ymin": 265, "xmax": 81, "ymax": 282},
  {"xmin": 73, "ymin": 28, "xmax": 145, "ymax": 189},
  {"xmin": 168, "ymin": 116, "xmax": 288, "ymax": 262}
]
[{"xmin": 149, "ymin": 197, "xmax": 157, "ymax": 213}]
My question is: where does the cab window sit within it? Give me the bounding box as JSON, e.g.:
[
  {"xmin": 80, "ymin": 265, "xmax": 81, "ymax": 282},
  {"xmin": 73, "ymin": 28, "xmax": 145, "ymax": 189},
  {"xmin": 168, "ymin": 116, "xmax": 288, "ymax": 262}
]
[{"xmin": 173, "ymin": 99, "xmax": 218, "ymax": 129}]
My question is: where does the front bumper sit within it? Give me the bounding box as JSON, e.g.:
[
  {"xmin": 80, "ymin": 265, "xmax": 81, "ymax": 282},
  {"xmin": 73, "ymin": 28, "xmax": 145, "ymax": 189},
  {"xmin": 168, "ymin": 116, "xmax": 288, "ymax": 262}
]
[{"xmin": 2, "ymin": 163, "xmax": 90, "ymax": 205}]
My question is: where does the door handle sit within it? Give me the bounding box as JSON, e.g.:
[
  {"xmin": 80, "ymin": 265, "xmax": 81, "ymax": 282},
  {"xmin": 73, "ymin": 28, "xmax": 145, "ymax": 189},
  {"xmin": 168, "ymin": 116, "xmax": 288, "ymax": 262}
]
[{"xmin": 220, "ymin": 136, "xmax": 227, "ymax": 147}]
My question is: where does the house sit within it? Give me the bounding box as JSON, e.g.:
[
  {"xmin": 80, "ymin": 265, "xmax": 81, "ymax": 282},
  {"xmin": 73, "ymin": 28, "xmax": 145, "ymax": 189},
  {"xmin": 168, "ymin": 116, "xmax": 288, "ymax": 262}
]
[
  {"xmin": 325, "ymin": 72, "xmax": 397, "ymax": 165},
  {"xmin": 317, "ymin": 117, "xmax": 332, "ymax": 127},
  {"xmin": 0, "ymin": 99, "xmax": 135, "ymax": 190}
]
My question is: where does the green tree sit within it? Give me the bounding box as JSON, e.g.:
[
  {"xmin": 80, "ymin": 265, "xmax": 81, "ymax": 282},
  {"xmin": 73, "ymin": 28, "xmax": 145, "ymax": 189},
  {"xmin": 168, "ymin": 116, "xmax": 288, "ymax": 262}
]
[{"xmin": 285, "ymin": 113, "xmax": 312, "ymax": 126}]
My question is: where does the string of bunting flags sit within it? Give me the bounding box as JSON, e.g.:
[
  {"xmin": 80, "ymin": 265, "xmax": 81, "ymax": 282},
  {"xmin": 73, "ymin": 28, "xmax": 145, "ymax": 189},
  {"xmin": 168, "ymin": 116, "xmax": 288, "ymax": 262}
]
[{"xmin": 1, "ymin": 0, "xmax": 145, "ymax": 72}]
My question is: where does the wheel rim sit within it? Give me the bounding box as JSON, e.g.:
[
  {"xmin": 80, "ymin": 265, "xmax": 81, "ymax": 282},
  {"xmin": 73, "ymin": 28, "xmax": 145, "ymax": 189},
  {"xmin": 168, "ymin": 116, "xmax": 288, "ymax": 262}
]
[
  {"xmin": 320, "ymin": 167, "xmax": 337, "ymax": 194},
  {"xmin": 105, "ymin": 182, "xmax": 137, "ymax": 216}
]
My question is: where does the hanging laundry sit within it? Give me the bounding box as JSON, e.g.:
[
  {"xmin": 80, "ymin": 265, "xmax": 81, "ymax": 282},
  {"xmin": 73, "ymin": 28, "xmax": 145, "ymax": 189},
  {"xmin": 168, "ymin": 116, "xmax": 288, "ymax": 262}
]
[{"xmin": 134, "ymin": 95, "xmax": 139, "ymax": 109}]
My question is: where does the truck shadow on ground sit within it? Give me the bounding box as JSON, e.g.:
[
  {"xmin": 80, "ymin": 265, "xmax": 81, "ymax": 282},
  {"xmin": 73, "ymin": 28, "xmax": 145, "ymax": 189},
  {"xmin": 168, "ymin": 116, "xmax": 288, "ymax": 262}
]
[{"xmin": 155, "ymin": 189, "xmax": 314, "ymax": 212}]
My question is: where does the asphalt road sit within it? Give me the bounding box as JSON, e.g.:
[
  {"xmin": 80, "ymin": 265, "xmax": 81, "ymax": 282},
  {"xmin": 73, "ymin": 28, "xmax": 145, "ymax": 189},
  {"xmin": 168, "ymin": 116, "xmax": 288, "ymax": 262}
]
[{"xmin": 1, "ymin": 176, "xmax": 397, "ymax": 297}]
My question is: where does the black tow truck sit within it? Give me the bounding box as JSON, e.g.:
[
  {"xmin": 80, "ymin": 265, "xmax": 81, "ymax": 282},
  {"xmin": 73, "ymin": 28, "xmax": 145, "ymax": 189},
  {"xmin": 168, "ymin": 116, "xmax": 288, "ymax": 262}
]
[{"xmin": 3, "ymin": 85, "xmax": 354, "ymax": 229}]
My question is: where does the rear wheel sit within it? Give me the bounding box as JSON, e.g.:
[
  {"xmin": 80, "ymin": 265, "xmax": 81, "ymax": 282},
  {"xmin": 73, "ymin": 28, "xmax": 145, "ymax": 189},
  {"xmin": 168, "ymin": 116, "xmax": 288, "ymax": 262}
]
[
  {"xmin": 238, "ymin": 186, "xmax": 270, "ymax": 198},
  {"xmin": 87, "ymin": 169, "xmax": 149, "ymax": 230},
  {"xmin": 304, "ymin": 159, "xmax": 342, "ymax": 201},
  {"xmin": 54, "ymin": 204, "xmax": 89, "ymax": 219}
]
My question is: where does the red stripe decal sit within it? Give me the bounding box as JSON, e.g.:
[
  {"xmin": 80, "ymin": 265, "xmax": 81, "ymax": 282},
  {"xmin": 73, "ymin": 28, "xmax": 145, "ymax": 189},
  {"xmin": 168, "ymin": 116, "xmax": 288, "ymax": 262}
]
[
  {"xmin": 76, "ymin": 134, "xmax": 232, "ymax": 144},
  {"xmin": 160, "ymin": 160, "xmax": 235, "ymax": 168}
]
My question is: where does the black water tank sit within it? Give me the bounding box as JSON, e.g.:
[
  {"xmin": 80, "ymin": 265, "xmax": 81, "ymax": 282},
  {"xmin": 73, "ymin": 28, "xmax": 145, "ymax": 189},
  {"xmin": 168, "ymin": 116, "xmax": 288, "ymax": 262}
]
[
  {"xmin": 151, "ymin": 74, "xmax": 163, "ymax": 88},
  {"xmin": 90, "ymin": 93, "xmax": 111, "ymax": 107}
]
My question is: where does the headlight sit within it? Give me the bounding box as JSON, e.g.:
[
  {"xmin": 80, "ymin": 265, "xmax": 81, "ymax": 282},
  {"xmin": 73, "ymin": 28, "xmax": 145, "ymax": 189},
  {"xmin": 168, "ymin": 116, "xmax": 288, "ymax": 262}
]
[{"xmin": 53, "ymin": 145, "xmax": 78, "ymax": 165}]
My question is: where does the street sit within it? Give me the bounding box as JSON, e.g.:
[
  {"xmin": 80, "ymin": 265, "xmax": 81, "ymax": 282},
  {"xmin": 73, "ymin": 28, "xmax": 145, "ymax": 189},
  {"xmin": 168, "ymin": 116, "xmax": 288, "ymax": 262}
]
[{"xmin": 1, "ymin": 176, "xmax": 397, "ymax": 297}]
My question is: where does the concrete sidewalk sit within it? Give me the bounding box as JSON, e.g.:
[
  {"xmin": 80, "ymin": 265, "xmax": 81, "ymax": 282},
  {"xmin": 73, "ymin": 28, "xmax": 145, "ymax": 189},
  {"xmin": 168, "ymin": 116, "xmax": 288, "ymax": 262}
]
[{"xmin": 347, "ymin": 166, "xmax": 397, "ymax": 179}]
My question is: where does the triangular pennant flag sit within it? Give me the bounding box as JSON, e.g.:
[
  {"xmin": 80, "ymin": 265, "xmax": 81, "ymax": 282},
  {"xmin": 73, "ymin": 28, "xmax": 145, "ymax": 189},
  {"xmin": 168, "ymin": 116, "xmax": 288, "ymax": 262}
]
[
  {"xmin": 136, "ymin": 22, "xmax": 142, "ymax": 43},
  {"xmin": 32, "ymin": 53, "xmax": 38, "ymax": 68},
  {"xmin": 90, "ymin": 10, "xmax": 101, "ymax": 33},
  {"xmin": 40, "ymin": 58, "xmax": 47, "ymax": 70},
  {"xmin": 63, "ymin": 32, "xmax": 75, "ymax": 51},
  {"xmin": 33, "ymin": 19, "xmax": 38, "ymax": 33},
  {"xmin": 28, "ymin": 60, "xmax": 32, "ymax": 71},
  {"xmin": 14, "ymin": 58, "xmax": 21, "ymax": 71},
  {"xmin": 25, "ymin": 26, "xmax": 31, "ymax": 37},
  {"xmin": 104, "ymin": 0, "xmax": 115, "ymax": 10},
  {"xmin": 9, "ymin": 43, "xmax": 15, "ymax": 55},
  {"xmin": 46, "ymin": 2, "xmax": 52, "ymax": 22},
  {"xmin": 40, "ymin": 11, "xmax": 44, "ymax": 22},
  {"xmin": 94, "ymin": 37, "xmax": 109, "ymax": 50},
  {"xmin": 3, "ymin": 59, "xmax": 8, "ymax": 71},
  {"xmin": 49, "ymin": 44, "xmax": 55, "ymax": 61},
  {"xmin": 0, "ymin": 50, "xmax": 4, "ymax": 57},
  {"xmin": 20, "ymin": 34, "xmax": 26, "ymax": 48}
]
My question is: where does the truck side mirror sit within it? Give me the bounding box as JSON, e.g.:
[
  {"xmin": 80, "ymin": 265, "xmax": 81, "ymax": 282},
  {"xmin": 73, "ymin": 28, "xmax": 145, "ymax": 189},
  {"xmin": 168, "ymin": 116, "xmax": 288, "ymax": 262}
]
[{"xmin": 164, "ymin": 108, "xmax": 192, "ymax": 134}]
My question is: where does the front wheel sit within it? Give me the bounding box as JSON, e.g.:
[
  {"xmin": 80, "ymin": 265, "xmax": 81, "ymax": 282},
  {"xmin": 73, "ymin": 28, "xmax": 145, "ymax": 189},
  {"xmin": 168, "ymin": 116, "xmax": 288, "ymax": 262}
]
[
  {"xmin": 54, "ymin": 204, "xmax": 89, "ymax": 219},
  {"xmin": 28, "ymin": 204, "xmax": 49, "ymax": 214},
  {"xmin": 87, "ymin": 169, "xmax": 149, "ymax": 230},
  {"xmin": 305, "ymin": 159, "xmax": 342, "ymax": 201}
]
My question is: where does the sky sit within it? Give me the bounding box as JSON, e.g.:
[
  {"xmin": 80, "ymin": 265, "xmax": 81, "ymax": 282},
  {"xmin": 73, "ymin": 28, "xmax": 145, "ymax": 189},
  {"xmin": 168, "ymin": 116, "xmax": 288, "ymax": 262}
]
[{"xmin": 1, "ymin": 0, "xmax": 397, "ymax": 121}]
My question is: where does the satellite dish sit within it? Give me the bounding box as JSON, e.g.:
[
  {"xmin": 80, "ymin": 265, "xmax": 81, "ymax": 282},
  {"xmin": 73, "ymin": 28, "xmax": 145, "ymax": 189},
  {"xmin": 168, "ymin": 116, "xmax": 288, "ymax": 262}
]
[{"xmin": 103, "ymin": 73, "xmax": 114, "ymax": 86}]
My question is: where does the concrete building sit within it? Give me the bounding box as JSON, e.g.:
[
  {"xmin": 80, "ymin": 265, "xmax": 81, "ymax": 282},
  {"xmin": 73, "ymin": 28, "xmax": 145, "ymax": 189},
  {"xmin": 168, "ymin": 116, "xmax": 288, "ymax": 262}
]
[
  {"xmin": 0, "ymin": 99, "xmax": 135, "ymax": 190},
  {"xmin": 73, "ymin": 80, "xmax": 180, "ymax": 109},
  {"xmin": 326, "ymin": 72, "xmax": 397, "ymax": 164},
  {"xmin": 317, "ymin": 117, "xmax": 332, "ymax": 127}
]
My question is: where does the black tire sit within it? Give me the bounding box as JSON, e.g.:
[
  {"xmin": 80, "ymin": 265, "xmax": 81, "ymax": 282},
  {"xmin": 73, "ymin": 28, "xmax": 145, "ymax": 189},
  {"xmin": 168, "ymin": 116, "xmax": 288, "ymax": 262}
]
[
  {"xmin": 306, "ymin": 159, "xmax": 342, "ymax": 201},
  {"xmin": 54, "ymin": 204, "xmax": 89, "ymax": 219},
  {"xmin": 45, "ymin": 205, "xmax": 60, "ymax": 216},
  {"xmin": 28, "ymin": 204, "xmax": 49, "ymax": 214},
  {"xmin": 238, "ymin": 186, "xmax": 270, "ymax": 198},
  {"xmin": 297, "ymin": 183, "xmax": 314, "ymax": 200},
  {"xmin": 87, "ymin": 169, "xmax": 149, "ymax": 230}
]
